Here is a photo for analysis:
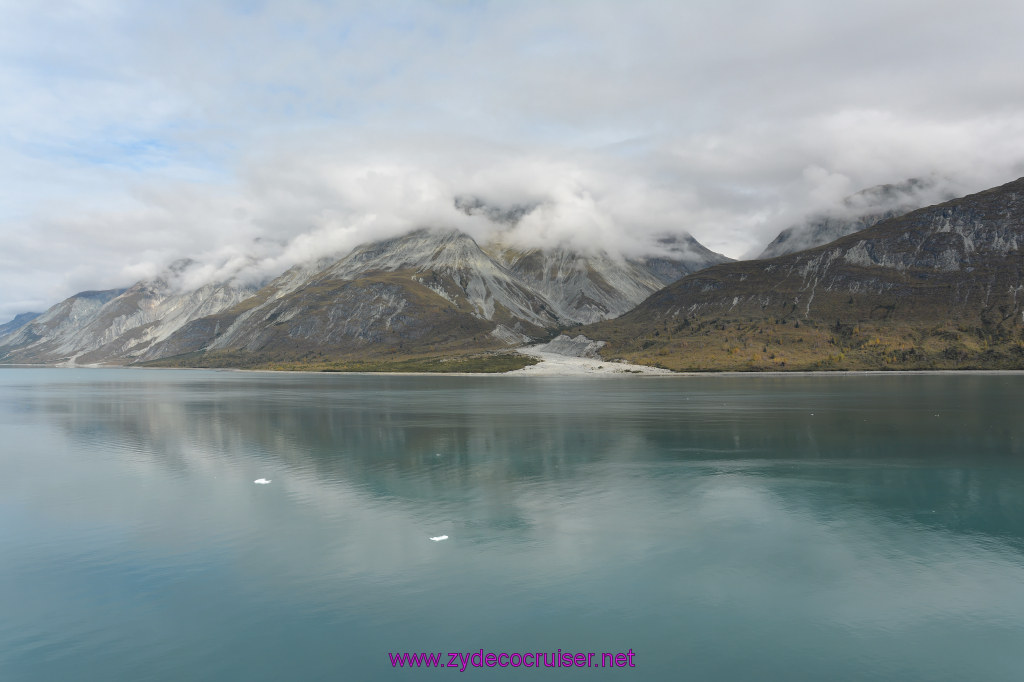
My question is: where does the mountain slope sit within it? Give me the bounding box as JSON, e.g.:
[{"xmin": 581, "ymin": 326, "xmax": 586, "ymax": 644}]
[
  {"xmin": 582, "ymin": 177, "xmax": 1024, "ymax": 371},
  {"xmin": 147, "ymin": 227, "xmax": 733, "ymax": 367},
  {"xmin": 0, "ymin": 290, "xmax": 125, "ymax": 363},
  {"xmin": 144, "ymin": 230, "xmax": 559, "ymax": 365},
  {"xmin": 758, "ymin": 178, "xmax": 955, "ymax": 259},
  {"xmin": 641, "ymin": 234, "xmax": 734, "ymax": 284},
  {"xmin": 489, "ymin": 235, "xmax": 731, "ymax": 325},
  {"xmin": 489, "ymin": 246, "xmax": 669, "ymax": 324},
  {"xmin": 0, "ymin": 312, "xmax": 42, "ymax": 340},
  {"xmin": 322, "ymin": 229, "xmax": 559, "ymax": 329},
  {"xmin": 0, "ymin": 265, "xmax": 257, "ymax": 365},
  {"xmin": 3, "ymin": 220, "xmax": 729, "ymax": 368}
]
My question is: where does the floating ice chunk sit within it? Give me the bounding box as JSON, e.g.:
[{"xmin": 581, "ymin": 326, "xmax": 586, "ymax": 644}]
[
  {"xmin": 254, "ymin": 478, "xmax": 271, "ymax": 485},
  {"xmin": 430, "ymin": 535, "xmax": 449, "ymax": 542}
]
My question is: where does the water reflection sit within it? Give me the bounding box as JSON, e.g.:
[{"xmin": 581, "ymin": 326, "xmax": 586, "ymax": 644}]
[
  {"xmin": 11, "ymin": 371, "xmax": 1024, "ymax": 528},
  {"xmin": 2, "ymin": 368, "xmax": 1024, "ymax": 681}
]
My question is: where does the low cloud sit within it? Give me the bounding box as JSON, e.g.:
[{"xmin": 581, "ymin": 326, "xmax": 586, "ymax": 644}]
[{"xmin": 2, "ymin": 1, "xmax": 1024, "ymax": 320}]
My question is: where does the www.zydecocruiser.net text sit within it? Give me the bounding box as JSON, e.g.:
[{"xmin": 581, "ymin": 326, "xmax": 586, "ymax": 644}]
[{"xmin": 389, "ymin": 649, "xmax": 637, "ymax": 671}]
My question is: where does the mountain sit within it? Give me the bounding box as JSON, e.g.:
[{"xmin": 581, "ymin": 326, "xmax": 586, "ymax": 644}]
[
  {"xmin": 489, "ymin": 235, "xmax": 730, "ymax": 325},
  {"xmin": 640, "ymin": 233, "xmax": 734, "ymax": 284},
  {"xmin": 581, "ymin": 177, "xmax": 1024, "ymax": 371},
  {"xmin": 145, "ymin": 228, "xmax": 730, "ymax": 368},
  {"xmin": 0, "ymin": 289, "xmax": 125, "ymax": 363},
  {"xmin": 2, "ymin": 220, "xmax": 729, "ymax": 368},
  {"xmin": 143, "ymin": 230, "xmax": 558, "ymax": 365},
  {"xmin": 0, "ymin": 312, "xmax": 42, "ymax": 340},
  {"xmin": 489, "ymin": 246, "xmax": 667, "ymax": 325},
  {"xmin": 0, "ymin": 264, "xmax": 257, "ymax": 365},
  {"xmin": 454, "ymin": 195, "xmax": 536, "ymax": 225},
  {"xmin": 758, "ymin": 178, "xmax": 956, "ymax": 259}
]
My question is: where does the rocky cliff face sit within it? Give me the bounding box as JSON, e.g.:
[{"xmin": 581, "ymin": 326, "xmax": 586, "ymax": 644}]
[
  {"xmin": 324, "ymin": 230, "xmax": 560, "ymax": 328},
  {"xmin": 660, "ymin": 179, "xmax": 1022, "ymax": 321},
  {"xmin": 0, "ymin": 312, "xmax": 42, "ymax": 340},
  {"xmin": 488, "ymin": 246, "xmax": 668, "ymax": 325},
  {"xmin": 640, "ymin": 234, "xmax": 734, "ymax": 284},
  {"xmin": 0, "ymin": 266, "xmax": 256, "ymax": 365},
  {"xmin": 0, "ymin": 290, "xmax": 124, "ymax": 363},
  {"xmin": 758, "ymin": 178, "xmax": 956, "ymax": 259},
  {"xmin": 490, "ymin": 234, "xmax": 731, "ymax": 325}
]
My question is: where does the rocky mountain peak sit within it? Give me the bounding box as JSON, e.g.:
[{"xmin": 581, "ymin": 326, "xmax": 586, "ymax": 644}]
[
  {"xmin": 0, "ymin": 312, "xmax": 43, "ymax": 340},
  {"xmin": 758, "ymin": 177, "xmax": 960, "ymax": 260},
  {"xmin": 453, "ymin": 196, "xmax": 536, "ymax": 226}
]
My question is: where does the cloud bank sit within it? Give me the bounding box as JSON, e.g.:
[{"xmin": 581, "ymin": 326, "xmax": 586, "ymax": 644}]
[{"xmin": 2, "ymin": 0, "xmax": 1024, "ymax": 319}]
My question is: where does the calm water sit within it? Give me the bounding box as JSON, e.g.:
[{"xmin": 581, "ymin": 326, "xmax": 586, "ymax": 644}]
[{"xmin": 2, "ymin": 368, "xmax": 1023, "ymax": 681}]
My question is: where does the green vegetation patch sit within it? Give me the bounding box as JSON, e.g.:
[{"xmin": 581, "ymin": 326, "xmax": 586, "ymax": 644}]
[
  {"xmin": 141, "ymin": 350, "xmax": 540, "ymax": 373},
  {"xmin": 310, "ymin": 352, "xmax": 539, "ymax": 373},
  {"xmin": 582, "ymin": 315, "xmax": 1024, "ymax": 372}
]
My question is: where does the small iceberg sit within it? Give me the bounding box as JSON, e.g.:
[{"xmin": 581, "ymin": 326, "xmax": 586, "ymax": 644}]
[
  {"xmin": 430, "ymin": 535, "xmax": 449, "ymax": 542},
  {"xmin": 254, "ymin": 478, "xmax": 271, "ymax": 485}
]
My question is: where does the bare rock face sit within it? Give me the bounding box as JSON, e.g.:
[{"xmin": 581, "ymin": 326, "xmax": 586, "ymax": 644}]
[
  {"xmin": 488, "ymin": 235, "xmax": 730, "ymax": 325},
  {"xmin": 0, "ymin": 264, "xmax": 257, "ymax": 365},
  {"xmin": 488, "ymin": 246, "xmax": 667, "ymax": 325},
  {"xmin": 758, "ymin": 178, "xmax": 958, "ymax": 259},
  {"xmin": 323, "ymin": 230, "xmax": 559, "ymax": 329},
  {"xmin": 0, "ymin": 289, "xmax": 125, "ymax": 364},
  {"xmin": 531, "ymin": 334, "xmax": 607, "ymax": 358},
  {"xmin": 0, "ymin": 312, "xmax": 42, "ymax": 340},
  {"xmin": 640, "ymin": 234, "xmax": 734, "ymax": 284}
]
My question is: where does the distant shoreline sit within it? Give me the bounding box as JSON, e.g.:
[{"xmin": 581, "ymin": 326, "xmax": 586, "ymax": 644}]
[{"xmin": 3, "ymin": 363, "xmax": 1024, "ymax": 378}]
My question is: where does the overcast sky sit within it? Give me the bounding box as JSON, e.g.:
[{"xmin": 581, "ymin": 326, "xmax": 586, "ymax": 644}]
[{"xmin": 3, "ymin": 0, "xmax": 1024, "ymax": 320}]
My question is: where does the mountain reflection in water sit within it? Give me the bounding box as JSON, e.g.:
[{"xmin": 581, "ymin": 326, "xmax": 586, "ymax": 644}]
[{"xmin": 1, "ymin": 368, "xmax": 1023, "ymax": 681}]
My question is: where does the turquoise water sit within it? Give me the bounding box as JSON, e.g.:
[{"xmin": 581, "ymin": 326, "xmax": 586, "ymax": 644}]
[{"xmin": 1, "ymin": 368, "xmax": 1023, "ymax": 680}]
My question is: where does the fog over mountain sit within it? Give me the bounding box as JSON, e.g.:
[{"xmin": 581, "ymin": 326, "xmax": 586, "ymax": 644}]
[
  {"xmin": 3, "ymin": 1, "xmax": 1024, "ymax": 321},
  {"xmin": 581, "ymin": 177, "xmax": 1024, "ymax": 371},
  {"xmin": 757, "ymin": 176, "xmax": 961, "ymax": 259}
]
